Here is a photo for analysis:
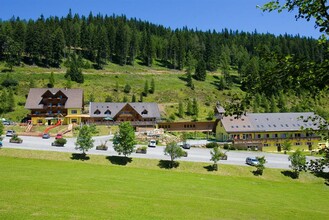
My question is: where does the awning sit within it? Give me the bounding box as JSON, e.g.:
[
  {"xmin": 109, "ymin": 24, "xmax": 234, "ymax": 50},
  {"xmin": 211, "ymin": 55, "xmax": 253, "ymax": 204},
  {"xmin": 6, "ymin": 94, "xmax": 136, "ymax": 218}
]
[
  {"xmin": 65, "ymin": 114, "xmax": 90, "ymax": 118},
  {"xmin": 45, "ymin": 117, "xmax": 55, "ymax": 120}
]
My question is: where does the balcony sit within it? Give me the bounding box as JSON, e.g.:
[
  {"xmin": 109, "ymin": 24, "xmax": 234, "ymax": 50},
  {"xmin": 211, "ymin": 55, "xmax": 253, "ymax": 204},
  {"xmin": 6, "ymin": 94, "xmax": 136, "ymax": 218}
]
[{"xmin": 233, "ymin": 136, "xmax": 321, "ymax": 144}]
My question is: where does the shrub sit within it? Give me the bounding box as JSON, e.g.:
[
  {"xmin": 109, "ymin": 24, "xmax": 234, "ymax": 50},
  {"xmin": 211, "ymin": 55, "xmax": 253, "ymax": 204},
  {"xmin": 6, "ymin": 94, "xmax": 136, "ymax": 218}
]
[
  {"xmin": 54, "ymin": 138, "xmax": 67, "ymax": 146},
  {"xmin": 206, "ymin": 142, "xmax": 219, "ymax": 148},
  {"xmin": 223, "ymin": 143, "xmax": 230, "ymax": 150},
  {"xmin": 136, "ymin": 146, "xmax": 147, "ymax": 154},
  {"xmin": 2, "ymin": 78, "xmax": 18, "ymax": 87}
]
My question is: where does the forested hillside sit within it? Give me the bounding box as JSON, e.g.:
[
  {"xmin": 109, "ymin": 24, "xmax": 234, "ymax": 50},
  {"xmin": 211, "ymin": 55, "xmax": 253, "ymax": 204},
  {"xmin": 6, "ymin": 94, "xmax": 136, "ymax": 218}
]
[{"xmin": 0, "ymin": 10, "xmax": 328, "ymax": 121}]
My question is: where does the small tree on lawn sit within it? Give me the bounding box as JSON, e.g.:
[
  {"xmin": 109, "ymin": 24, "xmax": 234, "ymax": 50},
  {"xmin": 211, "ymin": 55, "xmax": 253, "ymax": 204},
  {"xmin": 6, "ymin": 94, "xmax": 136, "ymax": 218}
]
[
  {"xmin": 75, "ymin": 125, "xmax": 95, "ymax": 155},
  {"xmin": 113, "ymin": 122, "xmax": 136, "ymax": 157},
  {"xmin": 289, "ymin": 149, "xmax": 306, "ymax": 179},
  {"xmin": 0, "ymin": 122, "xmax": 4, "ymax": 139},
  {"xmin": 210, "ymin": 146, "xmax": 225, "ymax": 171},
  {"xmin": 282, "ymin": 139, "xmax": 292, "ymax": 154},
  {"xmin": 254, "ymin": 156, "xmax": 267, "ymax": 176},
  {"xmin": 164, "ymin": 141, "xmax": 185, "ymax": 168}
]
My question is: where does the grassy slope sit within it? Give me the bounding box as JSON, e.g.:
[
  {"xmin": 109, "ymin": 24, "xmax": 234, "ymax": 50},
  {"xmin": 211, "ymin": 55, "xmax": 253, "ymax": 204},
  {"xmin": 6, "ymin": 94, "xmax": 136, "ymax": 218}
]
[
  {"xmin": 0, "ymin": 61, "xmax": 241, "ymax": 122},
  {"xmin": 0, "ymin": 149, "xmax": 328, "ymax": 219}
]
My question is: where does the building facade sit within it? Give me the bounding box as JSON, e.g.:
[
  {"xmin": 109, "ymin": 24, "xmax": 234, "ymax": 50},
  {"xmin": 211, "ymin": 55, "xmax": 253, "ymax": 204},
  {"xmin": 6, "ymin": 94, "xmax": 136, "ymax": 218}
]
[
  {"xmin": 216, "ymin": 112, "xmax": 324, "ymax": 151},
  {"xmin": 25, "ymin": 88, "xmax": 85, "ymax": 125},
  {"xmin": 88, "ymin": 102, "xmax": 161, "ymax": 128}
]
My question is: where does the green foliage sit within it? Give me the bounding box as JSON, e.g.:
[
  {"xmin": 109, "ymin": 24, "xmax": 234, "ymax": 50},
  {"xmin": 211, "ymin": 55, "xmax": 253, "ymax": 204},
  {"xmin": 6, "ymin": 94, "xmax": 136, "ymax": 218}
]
[
  {"xmin": 48, "ymin": 72, "xmax": 55, "ymax": 88},
  {"xmin": 149, "ymin": 78, "xmax": 155, "ymax": 94},
  {"xmin": 164, "ymin": 141, "xmax": 185, "ymax": 168},
  {"xmin": 105, "ymin": 95, "xmax": 113, "ymax": 102},
  {"xmin": 178, "ymin": 101, "xmax": 184, "ymax": 118},
  {"xmin": 75, "ymin": 125, "xmax": 95, "ymax": 154},
  {"xmin": 195, "ymin": 59, "xmax": 206, "ymax": 81},
  {"xmin": 131, "ymin": 94, "xmax": 136, "ymax": 102},
  {"xmin": 143, "ymin": 80, "xmax": 149, "ymax": 96},
  {"xmin": 282, "ymin": 140, "xmax": 292, "ymax": 154},
  {"xmin": 123, "ymin": 84, "xmax": 131, "ymax": 93},
  {"xmin": 289, "ymin": 149, "xmax": 306, "ymax": 179},
  {"xmin": 54, "ymin": 138, "xmax": 67, "ymax": 146},
  {"xmin": 2, "ymin": 74, "xmax": 18, "ymax": 88},
  {"xmin": 210, "ymin": 146, "xmax": 226, "ymax": 171},
  {"xmin": 65, "ymin": 53, "xmax": 84, "ymax": 84},
  {"xmin": 206, "ymin": 142, "xmax": 219, "ymax": 148},
  {"xmin": 113, "ymin": 122, "xmax": 136, "ymax": 157},
  {"xmin": 254, "ymin": 156, "xmax": 267, "ymax": 176},
  {"xmin": 0, "ymin": 122, "xmax": 4, "ymax": 136}
]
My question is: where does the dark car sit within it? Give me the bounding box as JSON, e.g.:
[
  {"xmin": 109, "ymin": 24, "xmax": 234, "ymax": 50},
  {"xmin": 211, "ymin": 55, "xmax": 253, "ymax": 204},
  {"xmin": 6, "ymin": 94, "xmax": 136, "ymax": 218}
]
[
  {"xmin": 246, "ymin": 157, "xmax": 259, "ymax": 166},
  {"xmin": 42, "ymin": 133, "xmax": 50, "ymax": 139},
  {"xmin": 180, "ymin": 143, "xmax": 191, "ymax": 149},
  {"xmin": 6, "ymin": 130, "xmax": 15, "ymax": 137}
]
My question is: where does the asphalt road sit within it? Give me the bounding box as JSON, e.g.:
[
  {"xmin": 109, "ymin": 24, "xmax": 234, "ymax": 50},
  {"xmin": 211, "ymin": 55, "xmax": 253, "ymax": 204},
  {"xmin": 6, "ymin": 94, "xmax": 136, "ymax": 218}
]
[{"xmin": 1, "ymin": 135, "xmax": 318, "ymax": 169}]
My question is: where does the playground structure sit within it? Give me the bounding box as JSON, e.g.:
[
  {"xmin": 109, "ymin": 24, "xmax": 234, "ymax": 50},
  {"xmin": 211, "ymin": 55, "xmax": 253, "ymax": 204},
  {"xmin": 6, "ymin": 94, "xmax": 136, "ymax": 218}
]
[{"xmin": 43, "ymin": 120, "xmax": 62, "ymax": 134}]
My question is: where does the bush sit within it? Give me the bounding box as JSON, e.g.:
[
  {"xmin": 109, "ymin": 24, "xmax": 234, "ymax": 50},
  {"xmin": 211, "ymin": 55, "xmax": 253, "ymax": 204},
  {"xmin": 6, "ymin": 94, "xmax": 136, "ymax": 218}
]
[
  {"xmin": 136, "ymin": 146, "xmax": 147, "ymax": 154},
  {"xmin": 10, "ymin": 134, "xmax": 22, "ymax": 143},
  {"xmin": 2, "ymin": 78, "xmax": 18, "ymax": 88},
  {"xmin": 52, "ymin": 138, "xmax": 67, "ymax": 146},
  {"xmin": 206, "ymin": 142, "xmax": 219, "ymax": 148},
  {"xmin": 223, "ymin": 143, "xmax": 230, "ymax": 150}
]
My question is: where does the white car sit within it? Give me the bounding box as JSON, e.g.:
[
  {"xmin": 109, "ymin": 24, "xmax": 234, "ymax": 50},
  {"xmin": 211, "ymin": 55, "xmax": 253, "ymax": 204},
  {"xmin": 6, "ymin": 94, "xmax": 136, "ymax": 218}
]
[
  {"xmin": 246, "ymin": 157, "xmax": 259, "ymax": 166},
  {"xmin": 6, "ymin": 130, "xmax": 16, "ymax": 137},
  {"xmin": 148, "ymin": 140, "xmax": 156, "ymax": 148}
]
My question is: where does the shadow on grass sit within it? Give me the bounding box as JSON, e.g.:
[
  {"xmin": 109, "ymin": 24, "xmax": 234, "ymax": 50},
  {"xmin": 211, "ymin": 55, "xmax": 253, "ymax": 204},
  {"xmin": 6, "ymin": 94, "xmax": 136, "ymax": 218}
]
[
  {"xmin": 281, "ymin": 170, "xmax": 298, "ymax": 179},
  {"xmin": 70, "ymin": 153, "xmax": 90, "ymax": 161},
  {"xmin": 158, "ymin": 160, "xmax": 179, "ymax": 169},
  {"xmin": 312, "ymin": 171, "xmax": 329, "ymax": 185},
  {"xmin": 106, "ymin": 156, "xmax": 132, "ymax": 166},
  {"xmin": 203, "ymin": 165, "xmax": 217, "ymax": 172},
  {"xmin": 251, "ymin": 170, "xmax": 263, "ymax": 176}
]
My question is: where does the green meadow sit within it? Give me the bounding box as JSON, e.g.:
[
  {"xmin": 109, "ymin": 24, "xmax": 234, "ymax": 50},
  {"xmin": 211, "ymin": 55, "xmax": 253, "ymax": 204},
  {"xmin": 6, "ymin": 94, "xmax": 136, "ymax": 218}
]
[{"xmin": 0, "ymin": 149, "xmax": 328, "ymax": 219}]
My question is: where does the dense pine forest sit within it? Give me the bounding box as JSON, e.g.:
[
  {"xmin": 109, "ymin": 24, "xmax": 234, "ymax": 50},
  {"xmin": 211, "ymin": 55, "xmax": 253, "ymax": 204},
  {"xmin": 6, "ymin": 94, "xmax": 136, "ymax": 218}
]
[{"xmin": 0, "ymin": 10, "xmax": 328, "ymax": 120}]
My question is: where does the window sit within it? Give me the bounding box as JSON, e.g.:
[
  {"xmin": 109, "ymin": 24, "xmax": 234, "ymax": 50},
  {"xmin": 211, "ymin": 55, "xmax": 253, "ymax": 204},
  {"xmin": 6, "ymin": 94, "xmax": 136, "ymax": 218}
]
[
  {"xmin": 295, "ymin": 142, "xmax": 301, "ymax": 146},
  {"xmin": 295, "ymin": 133, "xmax": 301, "ymax": 138},
  {"xmin": 257, "ymin": 134, "xmax": 262, "ymax": 139},
  {"xmin": 141, "ymin": 109, "xmax": 148, "ymax": 115},
  {"xmin": 264, "ymin": 143, "xmax": 270, "ymax": 147},
  {"xmin": 71, "ymin": 110, "xmax": 78, "ymax": 114},
  {"xmin": 37, "ymin": 119, "xmax": 43, "ymax": 123},
  {"xmin": 272, "ymin": 134, "xmax": 278, "ymax": 138},
  {"xmin": 94, "ymin": 109, "xmax": 101, "ymax": 115},
  {"xmin": 266, "ymin": 134, "xmax": 270, "ymax": 138},
  {"xmin": 281, "ymin": 133, "xmax": 286, "ymax": 138},
  {"xmin": 104, "ymin": 110, "xmax": 111, "ymax": 115},
  {"xmin": 48, "ymin": 111, "xmax": 52, "ymax": 114}
]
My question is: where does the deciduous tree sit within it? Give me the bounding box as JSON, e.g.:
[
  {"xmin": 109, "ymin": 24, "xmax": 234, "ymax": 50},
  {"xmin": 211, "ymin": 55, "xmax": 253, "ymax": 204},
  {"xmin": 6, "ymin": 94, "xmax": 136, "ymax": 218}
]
[
  {"xmin": 164, "ymin": 141, "xmax": 185, "ymax": 168},
  {"xmin": 113, "ymin": 122, "xmax": 136, "ymax": 157},
  {"xmin": 75, "ymin": 125, "xmax": 95, "ymax": 155}
]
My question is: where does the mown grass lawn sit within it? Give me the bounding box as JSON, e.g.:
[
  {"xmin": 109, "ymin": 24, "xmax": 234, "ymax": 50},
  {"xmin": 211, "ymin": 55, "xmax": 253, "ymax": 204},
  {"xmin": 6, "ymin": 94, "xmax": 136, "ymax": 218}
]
[{"xmin": 0, "ymin": 149, "xmax": 328, "ymax": 219}]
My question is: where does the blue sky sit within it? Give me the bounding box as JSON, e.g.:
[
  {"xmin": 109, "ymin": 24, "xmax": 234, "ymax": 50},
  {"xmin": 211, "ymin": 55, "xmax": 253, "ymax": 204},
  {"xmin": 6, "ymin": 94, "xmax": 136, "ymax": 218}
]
[{"xmin": 0, "ymin": 0, "xmax": 321, "ymax": 38}]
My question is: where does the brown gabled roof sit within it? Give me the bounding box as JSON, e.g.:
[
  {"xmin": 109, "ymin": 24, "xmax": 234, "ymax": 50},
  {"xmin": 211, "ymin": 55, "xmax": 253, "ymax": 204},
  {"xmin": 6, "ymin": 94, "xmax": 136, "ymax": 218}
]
[{"xmin": 25, "ymin": 88, "xmax": 83, "ymax": 109}]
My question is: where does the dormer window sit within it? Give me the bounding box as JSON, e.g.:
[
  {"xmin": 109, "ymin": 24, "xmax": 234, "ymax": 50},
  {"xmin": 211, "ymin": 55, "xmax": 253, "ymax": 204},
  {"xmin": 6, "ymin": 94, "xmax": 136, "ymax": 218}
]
[
  {"xmin": 104, "ymin": 110, "xmax": 111, "ymax": 115},
  {"xmin": 94, "ymin": 109, "xmax": 101, "ymax": 115},
  {"xmin": 141, "ymin": 109, "xmax": 148, "ymax": 115}
]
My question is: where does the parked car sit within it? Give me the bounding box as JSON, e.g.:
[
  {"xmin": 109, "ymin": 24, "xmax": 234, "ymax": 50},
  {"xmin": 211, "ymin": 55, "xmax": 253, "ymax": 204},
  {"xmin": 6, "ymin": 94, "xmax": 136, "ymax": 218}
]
[
  {"xmin": 246, "ymin": 157, "xmax": 259, "ymax": 166},
  {"xmin": 6, "ymin": 130, "xmax": 15, "ymax": 137},
  {"xmin": 180, "ymin": 143, "xmax": 191, "ymax": 149},
  {"xmin": 55, "ymin": 133, "xmax": 63, "ymax": 139},
  {"xmin": 148, "ymin": 140, "xmax": 156, "ymax": 148},
  {"xmin": 42, "ymin": 133, "xmax": 50, "ymax": 139}
]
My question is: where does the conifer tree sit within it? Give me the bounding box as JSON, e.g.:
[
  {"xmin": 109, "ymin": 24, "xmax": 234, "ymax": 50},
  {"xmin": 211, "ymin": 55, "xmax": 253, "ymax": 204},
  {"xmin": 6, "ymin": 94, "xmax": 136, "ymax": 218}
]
[
  {"xmin": 178, "ymin": 101, "xmax": 184, "ymax": 118},
  {"xmin": 195, "ymin": 59, "xmax": 206, "ymax": 81},
  {"xmin": 143, "ymin": 80, "xmax": 149, "ymax": 97}
]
